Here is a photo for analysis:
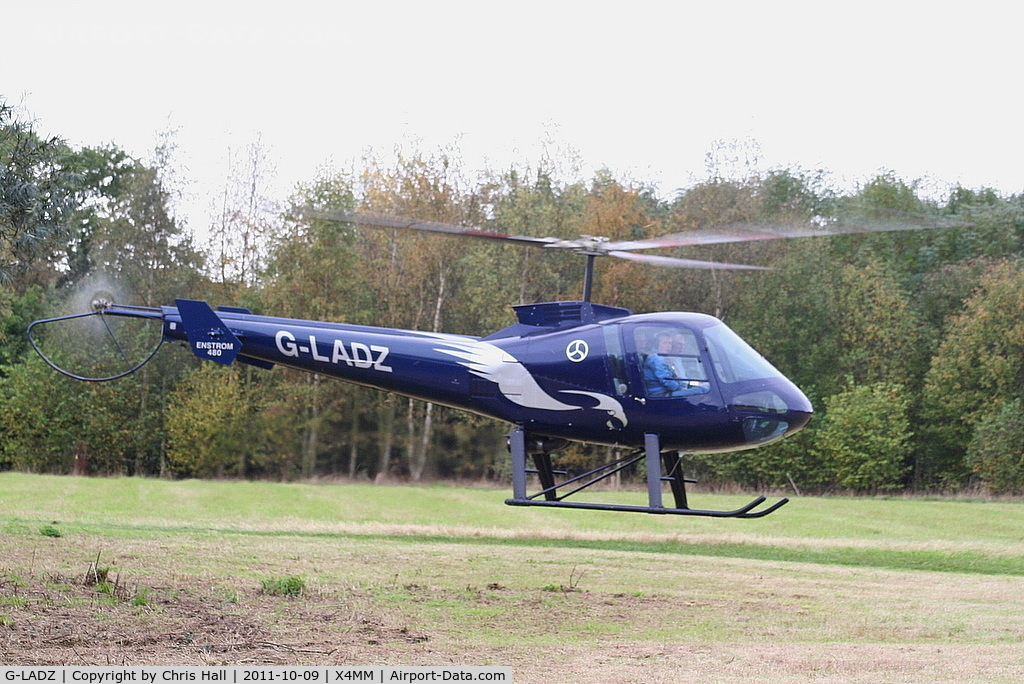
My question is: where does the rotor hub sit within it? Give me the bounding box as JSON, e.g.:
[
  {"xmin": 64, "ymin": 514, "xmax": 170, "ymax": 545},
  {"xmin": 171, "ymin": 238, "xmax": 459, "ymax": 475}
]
[{"xmin": 91, "ymin": 297, "xmax": 114, "ymax": 312}]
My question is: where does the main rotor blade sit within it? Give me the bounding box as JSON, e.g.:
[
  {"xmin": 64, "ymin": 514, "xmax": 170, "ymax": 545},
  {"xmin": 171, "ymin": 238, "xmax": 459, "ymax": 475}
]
[
  {"xmin": 309, "ymin": 210, "xmax": 560, "ymax": 248},
  {"xmin": 606, "ymin": 217, "xmax": 958, "ymax": 252},
  {"xmin": 308, "ymin": 210, "xmax": 958, "ymax": 271},
  {"xmin": 608, "ymin": 251, "xmax": 770, "ymax": 270}
]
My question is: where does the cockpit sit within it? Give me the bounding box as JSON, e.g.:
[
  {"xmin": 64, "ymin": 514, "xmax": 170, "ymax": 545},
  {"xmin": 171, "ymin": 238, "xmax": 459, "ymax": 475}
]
[{"xmin": 612, "ymin": 314, "xmax": 813, "ymax": 449}]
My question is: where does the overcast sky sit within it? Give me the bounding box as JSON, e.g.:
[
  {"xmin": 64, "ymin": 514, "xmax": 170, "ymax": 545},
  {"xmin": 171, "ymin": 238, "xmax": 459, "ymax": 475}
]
[{"xmin": 7, "ymin": 1, "xmax": 1023, "ymax": 232}]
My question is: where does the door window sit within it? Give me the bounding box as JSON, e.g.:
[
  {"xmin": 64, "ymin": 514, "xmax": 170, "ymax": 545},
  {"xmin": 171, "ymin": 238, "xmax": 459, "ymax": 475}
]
[{"xmin": 634, "ymin": 325, "xmax": 709, "ymax": 398}]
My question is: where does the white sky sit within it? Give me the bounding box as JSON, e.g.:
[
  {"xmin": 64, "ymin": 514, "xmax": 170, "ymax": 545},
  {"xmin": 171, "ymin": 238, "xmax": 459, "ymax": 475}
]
[{"xmin": 6, "ymin": 0, "xmax": 1023, "ymax": 234}]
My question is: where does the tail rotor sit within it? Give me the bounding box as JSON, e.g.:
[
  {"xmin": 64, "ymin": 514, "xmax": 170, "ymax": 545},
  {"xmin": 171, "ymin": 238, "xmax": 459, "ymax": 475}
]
[{"xmin": 27, "ymin": 298, "xmax": 166, "ymax": 382}]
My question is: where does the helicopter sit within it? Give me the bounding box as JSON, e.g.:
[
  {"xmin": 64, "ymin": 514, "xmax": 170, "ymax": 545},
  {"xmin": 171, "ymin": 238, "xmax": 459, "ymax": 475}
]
[{"xmin": 28, "ymin": 210, "xmax": 945, "ymax": 518}]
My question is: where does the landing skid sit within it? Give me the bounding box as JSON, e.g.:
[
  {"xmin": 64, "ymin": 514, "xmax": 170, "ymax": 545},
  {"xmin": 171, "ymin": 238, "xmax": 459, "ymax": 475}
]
[{"xmin": 505, "ymin": 427, "xmax": 788, "ymax": 519}]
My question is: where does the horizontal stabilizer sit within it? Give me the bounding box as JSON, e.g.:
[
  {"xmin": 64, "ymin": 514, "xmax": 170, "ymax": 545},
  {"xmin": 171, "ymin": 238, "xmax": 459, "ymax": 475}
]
[{"xmin": 175, "ymin": 299, "xmax": 241, "ymax": 365}]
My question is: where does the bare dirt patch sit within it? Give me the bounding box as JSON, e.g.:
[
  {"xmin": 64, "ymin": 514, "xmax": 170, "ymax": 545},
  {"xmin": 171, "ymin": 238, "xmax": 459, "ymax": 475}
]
[
  {"xmin": 0, "ymin": 533, "xmax": 442, "ymax": 666},
  {"xmin": 2, "ymin": 572, "xmax": 341, "ymax": 665}
]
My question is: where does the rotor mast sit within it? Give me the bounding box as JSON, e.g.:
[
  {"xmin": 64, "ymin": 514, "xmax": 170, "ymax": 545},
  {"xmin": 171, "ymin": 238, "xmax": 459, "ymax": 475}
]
[
  {"xmin": 564, "ymin": 235, "xmax": 612, "ymax": 303},
  {"xmin": 582, "ymin": 254, "xmax": 595, "ymax": 302}
]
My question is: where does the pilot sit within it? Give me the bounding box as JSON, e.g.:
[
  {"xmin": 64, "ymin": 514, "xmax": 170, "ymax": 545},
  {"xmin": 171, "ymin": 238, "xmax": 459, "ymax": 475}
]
[
  {"xmin": 644, "ymin": 332, "xmax": 709, "ymax": 398},
  {"xmin": 672, "ymin": 330, "xmax": 695, "ymax": 355}
]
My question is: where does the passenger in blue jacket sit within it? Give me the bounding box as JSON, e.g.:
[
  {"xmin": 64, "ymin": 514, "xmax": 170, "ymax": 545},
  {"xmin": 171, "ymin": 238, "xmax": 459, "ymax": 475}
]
[{"xmin": 643, "ymin": 332, "xmax": 709, "ymax": 398}]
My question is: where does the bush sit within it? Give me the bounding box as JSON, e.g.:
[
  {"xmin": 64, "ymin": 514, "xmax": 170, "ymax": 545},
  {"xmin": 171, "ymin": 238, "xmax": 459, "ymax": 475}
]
[
  {"xmin": 814, "ymin": 382, "xmax": 912, "ymax": 493},
  {"xmin": 967, "ymin": 399, "xmax": 1024, "ymax": 495}
]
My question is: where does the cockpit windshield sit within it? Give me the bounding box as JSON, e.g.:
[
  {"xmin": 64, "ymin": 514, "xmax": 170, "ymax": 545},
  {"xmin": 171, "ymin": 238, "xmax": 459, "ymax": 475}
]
[{"xmin": 703, "ymin": 322, "xmax": 784, "ymax": 383}]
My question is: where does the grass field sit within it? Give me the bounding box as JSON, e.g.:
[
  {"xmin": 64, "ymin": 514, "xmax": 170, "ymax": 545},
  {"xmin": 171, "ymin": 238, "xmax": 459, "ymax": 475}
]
[{"xmin": 1, "ymin": 473, "xmax": 1023, "ymax": 681}]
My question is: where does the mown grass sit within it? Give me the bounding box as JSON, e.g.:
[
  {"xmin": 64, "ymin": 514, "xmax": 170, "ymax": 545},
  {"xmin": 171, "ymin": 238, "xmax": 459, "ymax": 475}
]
[{"xmin": 3, "ymin": 472, "xmax": 1023, "ymax": 566}]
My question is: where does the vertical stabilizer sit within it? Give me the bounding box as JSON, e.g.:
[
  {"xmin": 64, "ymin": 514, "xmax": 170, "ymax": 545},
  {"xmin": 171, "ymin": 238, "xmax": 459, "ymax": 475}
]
[{"xmin": 175, "ymin": 299, "xmax": 241, "ymax": 365}]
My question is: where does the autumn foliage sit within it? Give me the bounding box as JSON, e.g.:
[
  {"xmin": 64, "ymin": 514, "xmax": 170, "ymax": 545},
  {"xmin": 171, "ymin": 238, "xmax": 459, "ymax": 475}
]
[{"xmin": 3, "ymin": 105, "xmax": 1024, "ymax": 494}]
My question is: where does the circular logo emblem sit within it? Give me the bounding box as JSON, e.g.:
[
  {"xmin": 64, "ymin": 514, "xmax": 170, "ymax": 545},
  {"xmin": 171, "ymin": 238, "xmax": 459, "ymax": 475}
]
[{"xmin": 565, "ymin": 339, "xmax": 589, "ymax": 363}]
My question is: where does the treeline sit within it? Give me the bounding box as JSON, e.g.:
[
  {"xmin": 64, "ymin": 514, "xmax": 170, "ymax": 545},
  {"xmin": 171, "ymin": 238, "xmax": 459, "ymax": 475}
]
[{"xmin": 3, "ymin": 101, "xmax": 1024, "ymax": 494}]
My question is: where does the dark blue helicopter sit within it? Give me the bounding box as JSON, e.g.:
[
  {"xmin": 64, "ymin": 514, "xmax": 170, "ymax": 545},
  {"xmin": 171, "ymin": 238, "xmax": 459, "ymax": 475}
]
[{"xmin": 33, "ymin": 211, "xmax": 936, "ymax": 519}]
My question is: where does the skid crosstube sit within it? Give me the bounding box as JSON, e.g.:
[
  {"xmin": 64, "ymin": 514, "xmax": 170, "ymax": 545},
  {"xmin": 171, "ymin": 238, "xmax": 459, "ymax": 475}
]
[{"xmin": 505, "ymin": 426, "xmax": 789, "ymax": 519}]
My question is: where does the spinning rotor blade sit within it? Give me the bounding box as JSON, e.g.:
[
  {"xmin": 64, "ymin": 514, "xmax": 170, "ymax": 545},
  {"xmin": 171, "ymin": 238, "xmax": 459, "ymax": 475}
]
[
  {"xmin": 308, "ymin": 210, "xmax": 958, "ymax": 278},
  {"xmin": 308, "ymin": 210, "xmax": 772, "ymax": 270},
  {"xmin": 605, "ymin": 216, "xmax": 958, "ymax": 252},
  {"xmin": 608, "ymin": 251, "xmax": 770, "ymax": 270},
  {"xmin": 309, "ymin": 210, "xmax": 560, "ymax": 248},
  {"xmin": 603, "ymin": 224, "xmax": 838, "ymax": 251}
]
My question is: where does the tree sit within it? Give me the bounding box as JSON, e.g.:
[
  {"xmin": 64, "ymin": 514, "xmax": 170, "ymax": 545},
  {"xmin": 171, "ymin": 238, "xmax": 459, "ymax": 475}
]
[
  {"xmin": 584, "ymin": 170, "xmax": 667, "ymax": 311},
  {"xmin": 477, "ymin": 163, "xmax": 587, "ymax": 312},
  {"xmin": 831, "ymin": 259, "xmax": 927, "ymax": 388},
  {"xmin": 0, "ymin": 335, "xmax": 176, "ymax": 475},
  {"xmin": 258, "ymin": 169, "xmax": 362, "ymax": 478},
  {"xmin": 691, "ymin": 423, "xmax": 826, "ymax": 493},
  {"xmin": 51, "ymin": 144, "xmax": 137, "ymax": 289},
  {"xmin": 8, "ymin": 137, "xmax": 205, "ymax": 301},
  {"xmin": 0, "ymin": 355, "xmax": 83, "ymax": 471},
  {"xmin": 920, "ymin": 260, "xmax": 1024, "ymax": 486},
  {"xmin": 208, "ymin": 136, "xmax": 278, "ymax": 293},
  {"xmin": 357, "ymin": 147, "xmax": 485, "ymax": 481},
  {"xmin": 666, "ymin": 177, "xmax": 763, "ymax": 318},
  {"xmin": 729, "ymin": 239, "xmax": 838, "ymax": 399},
  {"xmin": 165, "ymin": 365, "xmax": 249, "ymax": 477},
  {"xmin": 0, "ymin": 132, "xmax": 208, "ymax": 476},
  {"xmin": 855, "ymin": 171, "xmax": 925, "ymax": 215},
  {"xmin": 0, "ymin": 101, "xmax": 78, "ymax": 282},
  {"xmin": 0, "ymin": 285, "xmax": 48, "ymax": 369},
  {"xmin": 757, "ymin": 167, "xmax": 837, "ymax": 220},
  {"xmin": 814, "ymin": 382, "xmax": 912, "ymax": 493}
]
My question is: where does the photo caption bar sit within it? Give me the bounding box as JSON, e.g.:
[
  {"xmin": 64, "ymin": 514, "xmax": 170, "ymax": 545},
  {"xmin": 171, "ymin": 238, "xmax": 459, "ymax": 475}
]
[{"xmin": 0, "ymin": 668, "xmax": 512, "ymax": 683}]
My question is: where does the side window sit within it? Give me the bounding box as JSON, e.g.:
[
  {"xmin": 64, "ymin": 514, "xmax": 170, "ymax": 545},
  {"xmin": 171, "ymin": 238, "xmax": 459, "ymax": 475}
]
[
  {"xmin": 604, "ymin": 325, "xmax": 629, "ymax": 396},
  {"xmin": 634, "ymin": 325, "xmax": 709, "ymax": 398},
  {"xmin": 668, "ymin": 330, "xmax": 708, "ymax": 382}
]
